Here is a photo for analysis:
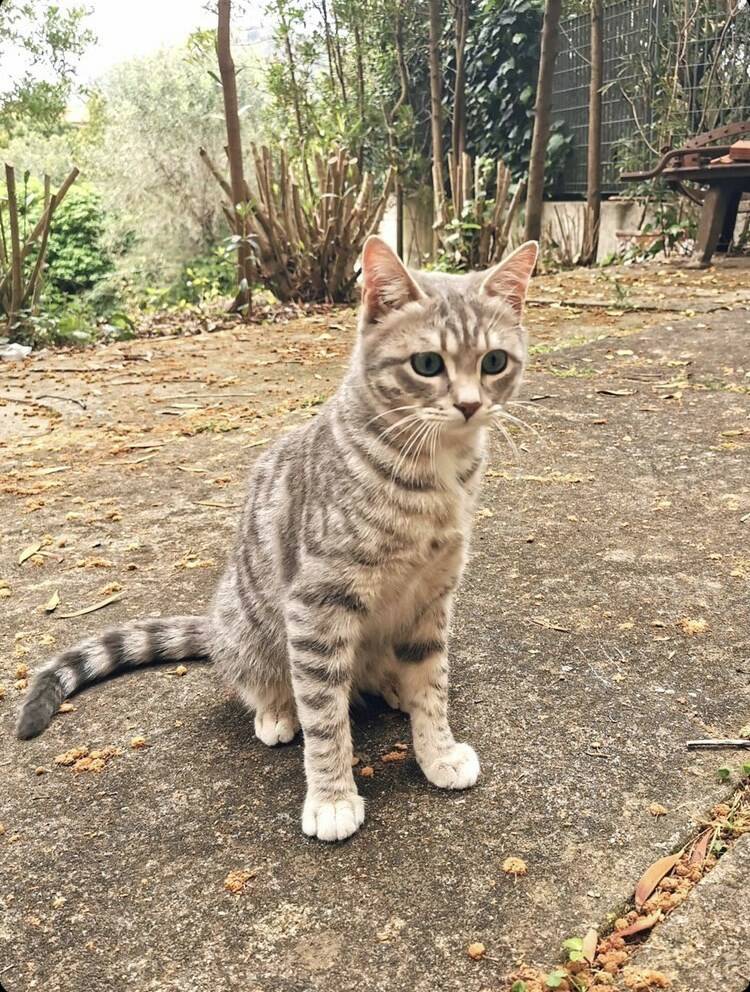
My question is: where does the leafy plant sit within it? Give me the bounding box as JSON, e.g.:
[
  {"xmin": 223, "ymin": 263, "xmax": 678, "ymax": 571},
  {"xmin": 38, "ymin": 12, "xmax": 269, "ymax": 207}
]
[
  {"xmin": 545, "ymin": 968, "xmax": 568, "ymax": 989},
  {"xmin": 452, "ymin": 0, "xmax": 571, "ymax": 187},
  {"xmin": 717, "ymin": 766, "xmax": 732, "ymax": 783},
  {"xmin": 562, "ymin": 937, "xmax": 585, "ymax": 963},
  {"xmin": 44, "ymin": 185, "xmax": 113, "ymax": 296},
  {"xmin": 0, "ymin": 0, "xmax": 95, "ymax": 140}
]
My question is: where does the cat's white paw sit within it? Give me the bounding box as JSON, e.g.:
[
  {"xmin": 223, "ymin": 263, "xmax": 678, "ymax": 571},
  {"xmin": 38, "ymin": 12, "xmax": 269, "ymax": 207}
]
[
  {"xmin": 254, "ymin": 710, "xmax": 300, "ymax": 747},
  {"xmin": 421, "ymin": 743, "xmax": 480, "ymax": 790},
  {"xmin": 302, "ymin": 792, "xmax": 365, "ymax": 842}
]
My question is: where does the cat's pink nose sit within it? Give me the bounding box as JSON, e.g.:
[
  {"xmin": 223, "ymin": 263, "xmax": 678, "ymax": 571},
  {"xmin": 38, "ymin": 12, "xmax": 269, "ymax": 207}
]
[{"xmin": 454, "ymin": 402, "xmax": 481, "ymax": 420}]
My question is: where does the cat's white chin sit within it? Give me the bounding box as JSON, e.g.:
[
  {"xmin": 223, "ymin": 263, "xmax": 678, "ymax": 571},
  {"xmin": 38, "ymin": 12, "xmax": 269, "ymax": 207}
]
[
  {"xmin": 421, "ymin": 743, "xmax": 481, "ymax": 790},
  {"xmin": 302, "ymin": 792, "xmax": 366, "ymax": 842}
]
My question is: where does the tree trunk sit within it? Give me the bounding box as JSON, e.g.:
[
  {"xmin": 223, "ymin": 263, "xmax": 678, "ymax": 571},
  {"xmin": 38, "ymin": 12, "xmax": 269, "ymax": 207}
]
[
  {"xmin": 217, "ymin": 0, "xmax": 252, "ymax": 314},
  {"xmin": 451, "ymin": 0, "xmax": 470, "ymax": 215},
  {"xmin": 524, "ymin": 0, "xmax": 562, "ymax": 245},
  {"xmin": 428, "ymin": 0, "xmax": 446, "ymax": 255},
  {"xmin": 581, "ymin": 0, "xmax": 603, "ymax": 265}
]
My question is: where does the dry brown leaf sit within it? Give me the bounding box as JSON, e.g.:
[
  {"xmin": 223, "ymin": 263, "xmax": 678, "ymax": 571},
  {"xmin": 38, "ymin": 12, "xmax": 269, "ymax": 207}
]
[
  {"xmin": 635, "ymin": 854, "xmax": 682, "ymax": 909},
  {"xmin": 18, "ymin": 541, "xmax": 42, "ymax": 565},
  {"xmin": 224, "ymin": 869, "xmax": 254, "ymax": 894},
  {"xmin": 56, "ymin": 593, "xmax": 123, "ymax": 620},
  {"xmin": 359, "ymin": 765, "xmax": 374, "ymax": 778},
  {"xmin": 616, "ymin": 911, "xmax": 662, "ymax": 938},
  {"xmin": 689, "ymin": 830, "xmax": 712, "ymax": 865},
  {"xmin": 44, "ymin": 590, "xmax": 60, "ymax": 613},
  {"xmin": 582, "ymin": 928, "xmax": 598, "ymax": 964},
  {"xmin": 678, "ymin": 617, "xmax": 709, "ymax": 636},
  {"xmin": 467, "ymin": 942, "xmax": 486, "ymax": 960},
  {"xmin": 502, "ymin": 857, "xmax": 528, "ymax": 877}
]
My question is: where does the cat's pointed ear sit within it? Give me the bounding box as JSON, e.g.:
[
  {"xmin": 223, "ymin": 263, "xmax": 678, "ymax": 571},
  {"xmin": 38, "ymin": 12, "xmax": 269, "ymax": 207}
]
[
  {"xmin": 361, "ymin": 236, "xmax": 425, "ymax": 321},
  {"xmin": 479, "ymin": 241, "xmax": 539, "ymax": 317}
]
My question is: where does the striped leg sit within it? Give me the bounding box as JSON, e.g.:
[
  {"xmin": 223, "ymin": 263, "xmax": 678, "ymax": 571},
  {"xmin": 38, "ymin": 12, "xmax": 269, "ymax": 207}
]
[
  {"xmin": 395, "ymin": 597, "xmax": 480, "ymax": 790},
  {"xmin": 286, "ymin": 584, "xmax": 367, "ymax": 842}
]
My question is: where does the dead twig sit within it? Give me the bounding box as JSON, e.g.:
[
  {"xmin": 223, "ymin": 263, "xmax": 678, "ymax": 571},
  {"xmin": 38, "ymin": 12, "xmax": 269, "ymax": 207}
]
[{"xmin": 687, "ymin": 739, "xmax": 750, "ymax": 750}]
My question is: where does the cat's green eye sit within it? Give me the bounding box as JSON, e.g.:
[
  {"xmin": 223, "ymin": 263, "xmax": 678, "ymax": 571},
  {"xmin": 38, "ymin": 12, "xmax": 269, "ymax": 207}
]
[
  {"xmin": 410, "ymin": 352, "xmax": 445, "ymax": 377},
  {"xmin": 481, "ymin": 349, "xmax": 508, "ymax": 375}
]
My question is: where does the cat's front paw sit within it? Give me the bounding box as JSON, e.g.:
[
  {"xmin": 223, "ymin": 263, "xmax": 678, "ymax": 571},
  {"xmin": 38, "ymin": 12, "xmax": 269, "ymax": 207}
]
[
  {"xmin": 302, "ymin": 792, "xmax": 365, "ymax": 842},
  {"xmin": 421, "ymin": 743, "xmax": 480, "ymax": 790},
  {"xmin": 254, "ymin": 709, "xmax": 300, "ymax": 747}
]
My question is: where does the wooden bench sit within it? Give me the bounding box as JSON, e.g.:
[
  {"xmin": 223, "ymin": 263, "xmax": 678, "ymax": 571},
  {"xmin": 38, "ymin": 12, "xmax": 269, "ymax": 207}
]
[{"xmin": 621, "ymin": 122, "xmax": 750, "ymax": 267}]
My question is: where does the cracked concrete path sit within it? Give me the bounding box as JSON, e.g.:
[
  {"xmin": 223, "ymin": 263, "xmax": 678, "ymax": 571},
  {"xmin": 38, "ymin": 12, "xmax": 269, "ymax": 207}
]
[{"xmin": 1, "ymin": 262, "xmax": 749, "ymax": 991}]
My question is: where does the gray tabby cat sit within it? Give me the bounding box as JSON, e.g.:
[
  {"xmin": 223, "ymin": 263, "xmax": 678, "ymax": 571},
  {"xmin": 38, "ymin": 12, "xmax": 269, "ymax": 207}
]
[{"xmin": 17, "ymin": 236, "xmax": 538, "ymax": 842}]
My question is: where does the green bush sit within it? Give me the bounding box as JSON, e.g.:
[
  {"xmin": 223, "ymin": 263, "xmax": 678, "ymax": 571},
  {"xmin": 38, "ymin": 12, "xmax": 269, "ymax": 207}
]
[
  {"xmin": 45, "ymin": 185, "xmax": 113, "ymax": 296},
  {"xmin": 171, "ymin": 246, "xmax": 235, "ymax": 305}
]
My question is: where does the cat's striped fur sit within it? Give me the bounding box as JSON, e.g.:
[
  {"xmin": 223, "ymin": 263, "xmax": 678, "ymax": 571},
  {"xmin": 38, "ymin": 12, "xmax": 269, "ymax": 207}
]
[{"xmin": 17, "ymin": 236, "xmax": 539, "ymax": 842}]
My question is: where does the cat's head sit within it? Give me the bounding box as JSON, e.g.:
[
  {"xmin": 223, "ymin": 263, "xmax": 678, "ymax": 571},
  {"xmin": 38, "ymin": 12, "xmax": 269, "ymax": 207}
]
[{"xmin": 354, "ymin": 236, "xmax": 538, "ymax": 435}]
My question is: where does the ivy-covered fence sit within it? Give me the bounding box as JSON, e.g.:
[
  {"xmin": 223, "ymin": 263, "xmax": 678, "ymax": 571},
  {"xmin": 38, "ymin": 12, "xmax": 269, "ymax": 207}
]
[{"xmin": 551, "ymin": 0, "xmax": 750, "ymax": 198}]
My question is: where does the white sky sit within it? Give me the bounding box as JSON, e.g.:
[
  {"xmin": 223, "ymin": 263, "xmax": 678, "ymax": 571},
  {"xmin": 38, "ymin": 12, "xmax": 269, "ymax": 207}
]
[
  {"xmin": 4, "ymin": 1, "xmax": 267, "ymax": 90},
  {"xmin": 76, "ymin": 0, "xmax": 217, "ymax": 83}
]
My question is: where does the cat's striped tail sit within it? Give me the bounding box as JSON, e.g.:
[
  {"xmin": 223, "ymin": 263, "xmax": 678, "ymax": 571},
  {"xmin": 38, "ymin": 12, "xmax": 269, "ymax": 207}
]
[{"xmin": 16, "ymin": 615, "xmax": 210, "ymax": 740}]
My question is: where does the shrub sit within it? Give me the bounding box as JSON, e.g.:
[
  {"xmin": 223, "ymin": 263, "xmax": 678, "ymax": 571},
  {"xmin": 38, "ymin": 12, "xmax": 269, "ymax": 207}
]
[{"xmin": 44, "ymin": 185, "xmax": 113, "ymax": 296}]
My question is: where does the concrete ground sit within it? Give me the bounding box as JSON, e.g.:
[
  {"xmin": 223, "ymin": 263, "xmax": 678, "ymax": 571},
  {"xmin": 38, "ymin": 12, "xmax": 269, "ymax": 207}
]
[{"xmin": 1, "ymin": 260, "xmax": 750, "ymax": 992}]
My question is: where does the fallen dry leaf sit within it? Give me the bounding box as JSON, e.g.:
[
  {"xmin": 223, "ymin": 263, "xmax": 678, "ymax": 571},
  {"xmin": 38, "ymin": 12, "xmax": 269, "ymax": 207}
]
[
  {"xmin": 689, "ymin": 830, "xmax": 712, "ymax": 865},
  {"xmin": 130, "ymin": 736, "xmax": 147, "ymax": 750},
  {"xmin": 44, "ymin": 590, "xmax": 60, "ymax": 613},
  {"xmin": 616, "ymin": 911, "xmax": 662, "ymax": 938},
  {"xmin": 467, "ymin": 942, "xmax": 486, "ymax": 960},
  {"xmin": 649, "ymin": 803, "xmax": 669, "ymax": 817},
  {"xmin": 635, "ymin": 853, "xmax": 682, "ymax": 909},
  {"xmin": 582, "ymin": 928, "xmax": 598, "ymax": 964},
  {"xmin": 224, "ymin": 869, "xmax": 254, "ymax": 894},
  {"xmin": 18, "ymin": 541, "xmax": 42, "ymax": 565},
  {"xmin": 678, "ymin": 617, "xmax": 709, "ymax": 636},
  {"xmin": 502, "ymin": 857, "xmax": 528, "ymax": 877},
  {"xmin": 359, "ymin": 765, "xmax": 374, "ymax": 778},
  {"xmin": 56, "ymin": 593, "xmax": 123, "ymax": 620},
  {"xmin": 59, "ymin": 702, "xmax": 75, "ymax": 714}
]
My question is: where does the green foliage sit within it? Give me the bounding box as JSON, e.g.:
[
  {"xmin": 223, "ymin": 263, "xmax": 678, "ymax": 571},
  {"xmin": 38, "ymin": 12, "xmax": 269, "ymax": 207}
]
[
  {"xmin": 718, "ymin": 766, "xmax": 732, "ymax": 783},
  {"xmin": 545, "ymin": 969, "xmax": 568, "ymax": 989},
  {"xmin": 0, "ymin": 1, "xmax": 95, "ymax": 140},
  {"xmin": 171, "ymin": 247, "xmax": 235, "ymax": 306},
  {"xmin": 87, "ymin": 42, "xmax": 266, "ymax": 289},
  {"xmin": 264, "ymin": 0, "xmax": 430, "ymax": 182},
  {"xmin": 562, "ymin": 937, "xmax": 584, "ymax": 963},
  {"xmin": 44, "ymin": 186, "xmax": 113, "ymax": 297},
  {"xmin": 449, "ymin": 0, "xmax": 571, "ymax": 186},
  {"xmin": 612, "ymin": 195, "xmax": 698, "ymax": 263}
]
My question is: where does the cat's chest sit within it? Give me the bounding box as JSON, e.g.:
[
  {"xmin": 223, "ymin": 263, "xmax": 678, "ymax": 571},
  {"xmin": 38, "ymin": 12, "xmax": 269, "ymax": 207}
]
[{"xmin": 367, "ymin": 525, "xmax": 465, "ymax": 630}]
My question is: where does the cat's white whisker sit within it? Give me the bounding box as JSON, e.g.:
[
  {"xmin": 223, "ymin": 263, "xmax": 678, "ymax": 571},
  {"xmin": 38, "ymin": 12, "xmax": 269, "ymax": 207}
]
[
  {"xmin": 492, "ymin": 419, "xmax": 521, "ymax": 464},
  {"xmin": 491, "ymin": 407, "xmax": 539, "ymax": 438},
  {"xmin": 364, "ymin": 404, "xmax": 420, "ymax": 429}
]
